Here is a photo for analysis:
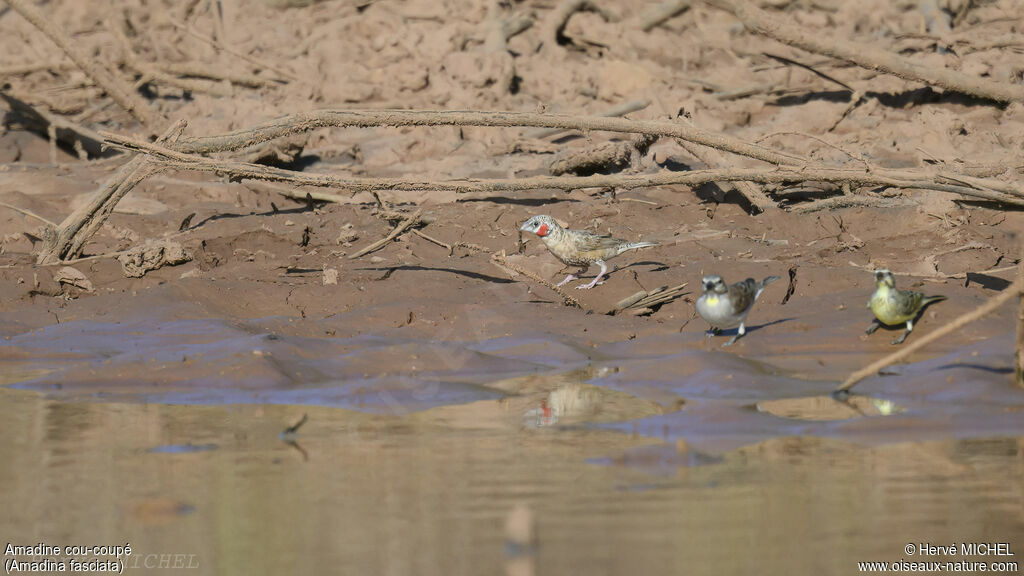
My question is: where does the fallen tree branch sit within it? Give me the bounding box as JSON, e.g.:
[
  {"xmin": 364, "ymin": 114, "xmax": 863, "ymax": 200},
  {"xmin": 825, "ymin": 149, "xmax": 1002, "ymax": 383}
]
[
  {"xmin": 676, "ymin": 124, "xmax": 776, "ymax": 213},
  {"xmin": 2, "ymin": 0, "xmax": 158, "ymax": 125},
  {"xmin": 100, "ymin": 131, "xmax": 1024, "ymax": 207},
  {"xmin": 37, "ymin": 121, "xmax": 186, "ymax": 264},
  {"xmin": 172, "ymin": 109, "xmax": 802, "ymax": 166},
  {"xmin": 837, "ymin": 278, "xmax": 1024, "ymax": 393},
  {"xmin": 526, "ymin": 99, "xmax": 651, "ymax": 139},
  {"xmin": 707, "ymin": 0, "xmax": 1024, "ymax": 103}
]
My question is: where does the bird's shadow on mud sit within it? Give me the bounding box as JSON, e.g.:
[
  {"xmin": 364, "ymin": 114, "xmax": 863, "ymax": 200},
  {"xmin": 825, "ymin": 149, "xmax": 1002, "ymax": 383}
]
[
  {"xmin": 360, "ymin": 265, "xmax": 516, "ymax": 284},
  {"xmin": 709, "ymin": 317, "xmax": 795, "ymax": 337},
  {"xmin": 934, "ymin": 363, "xmax": 1014, "ymax": 375}
]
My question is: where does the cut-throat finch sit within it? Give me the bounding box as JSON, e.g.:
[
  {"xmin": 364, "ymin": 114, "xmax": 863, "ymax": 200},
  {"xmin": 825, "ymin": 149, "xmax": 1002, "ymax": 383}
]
[{"xmin": 519, "ymin": 215, "xmax": 658, "ymax": 290}]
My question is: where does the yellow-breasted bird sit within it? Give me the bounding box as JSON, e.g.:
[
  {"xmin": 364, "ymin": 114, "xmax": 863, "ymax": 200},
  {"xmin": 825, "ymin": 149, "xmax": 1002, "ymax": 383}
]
[
  {"xmin": 866, "ymin": 269, "xmax": 946, "ymax": 345},
  {"xmin": 519, "ymin": 215, "xmax": 657, "ymax": 290},
  {"xmin": 696, "ymin": 274, "xmax": 779, "ymax": 346}
]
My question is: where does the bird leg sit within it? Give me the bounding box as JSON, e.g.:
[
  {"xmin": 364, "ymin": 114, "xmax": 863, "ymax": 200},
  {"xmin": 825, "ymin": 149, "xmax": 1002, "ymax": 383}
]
[
  {"xmin": 706, "ymin": 328, "xmax": 721, "ymax": 338},
  {"xmin": 723, "ymin": 322, "xmax": 746, "ymax": 347},
  {"xmin": 576, "ymin": 260, "xmax": 608, "ymax": 290},
  {"xmin": 892, "ymin": 320, "xmax": 913, "ymax": 345},
  {"xmin": 865, "ymin": 319, "xmax": 881, "ymax": 335},
  {"xmin": 556, "ymin": 274, "xmax": 578, "ymax": 287}
]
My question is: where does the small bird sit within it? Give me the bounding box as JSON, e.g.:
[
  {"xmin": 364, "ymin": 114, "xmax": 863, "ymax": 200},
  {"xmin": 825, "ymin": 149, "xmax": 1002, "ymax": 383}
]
[
  {"xmin": 696, "ymin": 274, "xmax": 779, "ymax": 346},
  {"xmin": 866, "ymin": 269, "xmax": 946, "ymax": 345},
  {"xmin": 519, "ymin": 215, "xmax": 657, "ymax": 290}
]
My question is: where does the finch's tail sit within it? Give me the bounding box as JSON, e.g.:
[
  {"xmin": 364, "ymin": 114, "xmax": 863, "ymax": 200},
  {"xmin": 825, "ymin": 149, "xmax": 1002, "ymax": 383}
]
[
  {"xmin": 754, "ymin": 275, "xmax": 781, "ymax": 299},
  {"xmin": 619, "ymin": 241, "xmax": 658, "ymax": 254},
  {"xmin": 922, "ymin": 294, "xmax": 947, "ymax": 307}
]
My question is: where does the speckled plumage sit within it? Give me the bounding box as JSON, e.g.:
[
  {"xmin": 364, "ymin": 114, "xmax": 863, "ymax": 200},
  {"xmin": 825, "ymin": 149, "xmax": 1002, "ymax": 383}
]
[{"xmin": 519, "ymin": 215, "xmax": 657, "ymax": 290}]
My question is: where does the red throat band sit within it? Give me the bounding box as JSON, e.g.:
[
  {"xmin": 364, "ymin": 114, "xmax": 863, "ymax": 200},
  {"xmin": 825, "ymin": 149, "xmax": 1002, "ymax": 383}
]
[{"xmin": 536, "ymin": 223, "xmax": 549, "ymax": 237}]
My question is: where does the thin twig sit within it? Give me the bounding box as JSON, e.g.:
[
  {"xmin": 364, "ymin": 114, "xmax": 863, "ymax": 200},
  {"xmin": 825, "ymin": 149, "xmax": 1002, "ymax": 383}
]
[
  {"xmin": 491, "ymin": 251, "xmax": 582, "ymax": 309},
  {"xmin": 154, "ymin": 61, "xmax": 281, "ymax": 88},
  {"xmin": 708, "ymin": 0, "xmax": 1024, "ymax": 103},
  {"xmin": 168, "ymin": 19, "xmax": 298, "ymax": 82},
  {"xmin": 411, "ymin": 229, "xmax": 453, "ymax": 254},
  {"xmin": 2, "ymin": 0, "xmax": 157, "ymax": 125},
  {"xmin": 348, "ymin": 209, "xmax": 423, "ymax": 259},
  {"xmin": 837, "ymin": 278, "xmax": 1024, "ymax": 392},
  {"xmin": 0, "ymin": 201, "xmax": 58, "ymax": 227},
  {"xmin": 115, "ymin": 20, "xmax": 236, "ymax": 98}
]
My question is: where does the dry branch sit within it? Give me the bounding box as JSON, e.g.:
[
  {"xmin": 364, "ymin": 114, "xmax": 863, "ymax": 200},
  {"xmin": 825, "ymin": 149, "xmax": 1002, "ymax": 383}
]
[
  {"xmin": 614, "ymin": 283, "xmax": 689, "ymax": 314},
  {"xmin": 154, "ymin": 62, "xmax": 281, "ymax": 88},
  {"xmin": 707, "ymin": 0, "xmax": 1024, "ymax": 103},
  {"xmin": 526, "ymin": 99, "xmax": 650, "ymax": 139},
  {"xmin": 549, "ymin": 133, "xmax": 657, "ymax": 176},
  {"xmin": 676, "ymin": 131, "xmax": 775, "ymax": 213},
  {"xmin": 37, "ymin": 121, "xmax": 186, "ymax": 264},
  {"xmin": 837, "ymin": 278, "xmax": 1024, "ymax": 393},
  {"xmin": 101, "ymin": 130, "xmax": 1024, "ymax": 207},
  {"xmin": 2, "ymin": 0, "xmax": 158, "ymax": 126},
  {"xmin": 172, "ymin": 109, "xmax": 801, "ymax": 166}
]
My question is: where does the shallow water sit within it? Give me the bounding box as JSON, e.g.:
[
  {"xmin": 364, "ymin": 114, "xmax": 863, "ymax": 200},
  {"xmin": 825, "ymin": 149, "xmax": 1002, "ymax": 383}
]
[{"xmin": 2, "ymin": 318, "xmax": 1023, "ymax": 574}]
